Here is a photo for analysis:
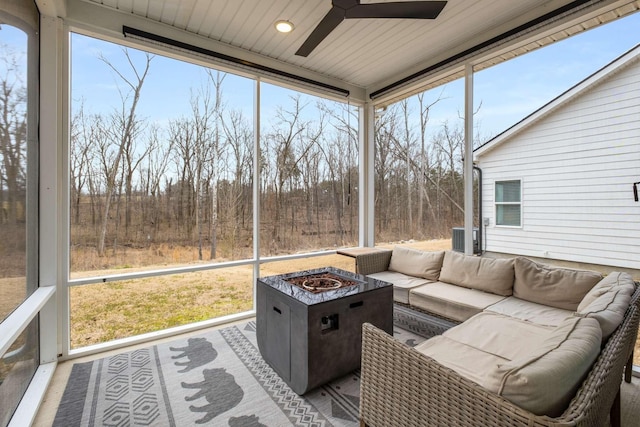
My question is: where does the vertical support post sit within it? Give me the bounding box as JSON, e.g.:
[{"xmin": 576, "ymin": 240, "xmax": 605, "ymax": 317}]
[
  {"xmin": 464, "ymin": 64, "xmax": 475, "ymax": 255},
  {"xmin": 40, "ymin": 15, "xmax": 62, "ymax": 362},
  {"xmin": 253, "ymin": 79, "xmax": 261, "ymax": 310},
  {"xmin": 359, "ymin": 103, "xmax": 375, "ymax": 247}
]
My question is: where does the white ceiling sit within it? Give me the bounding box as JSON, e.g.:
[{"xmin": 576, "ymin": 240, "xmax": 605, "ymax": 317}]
[{"xmin": 41, "ymin": 0, "xmax": 640, "ymax": 103}]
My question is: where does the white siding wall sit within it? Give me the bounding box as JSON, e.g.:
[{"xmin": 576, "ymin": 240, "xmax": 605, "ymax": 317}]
[{"xmin": 477, "ymin": 57, "xmax": 640, "ymax": 269}]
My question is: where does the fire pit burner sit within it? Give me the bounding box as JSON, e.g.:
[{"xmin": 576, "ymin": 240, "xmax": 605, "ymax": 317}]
[
  {"xmin": 287, "ymin": 272, "xmax": 359, "ymax": 293},
  {"xmin": 302, "ymin": 277, "xmax": 340, "ymax": 291}
]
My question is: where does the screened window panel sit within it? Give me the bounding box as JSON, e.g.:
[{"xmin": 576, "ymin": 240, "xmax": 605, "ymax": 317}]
[
  {"xmin": 69, "ymin": 33, "xmax": 255, "ymax": 277},
  {"xmin": 495, "ymin": 180, "xmax": 521, "ymax": 203},
  {"xmin": 0, "ymin": 1, "xmax": 40, "ymax": 424},
  {"xmin": 496, "ymin": 204, "xmax": 521, "ymax": 226},
  {"xmin": 0, "ymin": 14, "xmax": 35, "ymax": 322},
  {"xmin": 0, "ymin": 319, "xmax": 39, "ymax": 427}
]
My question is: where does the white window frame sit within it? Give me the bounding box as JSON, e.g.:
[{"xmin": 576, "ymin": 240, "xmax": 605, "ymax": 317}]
[{"xmin": 494, "ymin": 179, "xmax": 522, "ymax": 228}]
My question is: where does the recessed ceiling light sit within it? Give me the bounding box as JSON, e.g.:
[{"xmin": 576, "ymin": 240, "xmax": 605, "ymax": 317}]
[{"xmin": 275, "ymin": 20, "xmax": 294, "ymax": 33}]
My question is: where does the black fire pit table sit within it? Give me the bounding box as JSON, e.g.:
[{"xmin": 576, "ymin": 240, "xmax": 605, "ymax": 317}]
[{"xmin": 256, "ymin": 266, "xmax": 393, "ymax": 395}]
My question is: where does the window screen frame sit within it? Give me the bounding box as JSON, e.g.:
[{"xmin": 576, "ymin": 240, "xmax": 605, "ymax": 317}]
[{"xmin": 494, "ymin": 179, "xmax": 522, "ymax": 228}]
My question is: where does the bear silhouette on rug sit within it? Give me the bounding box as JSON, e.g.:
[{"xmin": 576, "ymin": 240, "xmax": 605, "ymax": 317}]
[
  {"xmin": 182, "ymin": 368, "xmax": 244, "ymax": 424},
  {"xmin": 228, "ymin": 415, "xmax": 266, "ymax": 427},
  {"xmin": 170, "ymin": 337, "xmax": 217, "ymax": 373}
]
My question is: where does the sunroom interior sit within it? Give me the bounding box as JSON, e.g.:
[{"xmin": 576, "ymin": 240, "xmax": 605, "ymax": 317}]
[{"xmin": 2, "ymin": 0, "xmax": 640, "ymax": 425}]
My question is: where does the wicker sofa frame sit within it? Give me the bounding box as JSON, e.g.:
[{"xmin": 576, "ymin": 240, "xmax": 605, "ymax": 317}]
[{"xmin": 355, "ymin": 250, "xmax": 640, "ymax": 427}]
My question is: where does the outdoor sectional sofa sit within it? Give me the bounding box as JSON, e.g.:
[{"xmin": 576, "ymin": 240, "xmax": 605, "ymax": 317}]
[{"xmin": 355, "ymin": 247, "xmax": 640, "ymax": 427}]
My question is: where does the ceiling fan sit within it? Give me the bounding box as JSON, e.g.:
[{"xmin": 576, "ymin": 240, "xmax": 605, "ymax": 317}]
[{"xmin": 295, "ymin": 0, "xmax": 448, "ymax": 57}]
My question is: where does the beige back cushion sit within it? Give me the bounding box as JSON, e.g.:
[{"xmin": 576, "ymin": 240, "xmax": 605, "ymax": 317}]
[
  {"xmin": 576, "ymin": 272, "xmax": 636, "ymax": 340},
  {"xmin": 513, "ymin": 257, "xmax": 602, "ymax": 310},
  {"xmin": 482, "ymin": 316, "xmax": 601, "ymax": 417},
  {"xmin": 578, "ymin": 272, "xmax": 636, "ymax": 311},
  {"xmin": 388, "ymin": 246, "xmax": 445, "ymax": 281},
  {"xmin": 439, "ymin": 251, "xmax": 514, "ymax": 296}
]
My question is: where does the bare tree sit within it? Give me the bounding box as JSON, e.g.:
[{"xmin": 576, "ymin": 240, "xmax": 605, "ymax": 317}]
[
  {"xmin": 139, "ymin": 124, "xmax": 172, "ymax": 239},
  {"xmin": 0, "ymin": 45, "xmax": 27, "ymax": 226},
  {"xmin": 308, "ymin": 109, "xmax": 349, "ymax": 245},
  {"xmin": 96, "ymin": 49, "xmax": 153, "ymax": 256},
  {"xmin": 264, "ymin": 95, "xmax": 314, "ymax": 248},
  {"xmin": 169, "ymin": 117, "xmax": 196, "ymax": 237},
  {"xmin": 220, "ymin": 108, "xmax": 253, "ymax": 255},
  {"xmin": 400, "ymin": 99, "xmax": 415, "ymax": 236},
  {"xmin": 204, "ymin": 70, "xmax": 226, "ymax": 260},
  {"xmin": 121, "ymin": 117, "xmax": 152, "ymax": 235},
  {"xmin": 374, "ymin": 104, "xmax": 401, "ymax": 235},
  {"xmin": 436, "ymin": 120, "xmax": 464, "ymax": 220},
  {"xmin": 69, "ymin": 101, "xmax": 107, "ymax": 229},
  {"xmin": 299, "ymin": 145, "xmax": 320, "ymax": 231},
  {"xmin": 318, "ymin": 101, "xmax": 359, "ymax": 241},
  {"xmin": 417, "ymin": 91, "xmax": 444, "ymax": 233}
]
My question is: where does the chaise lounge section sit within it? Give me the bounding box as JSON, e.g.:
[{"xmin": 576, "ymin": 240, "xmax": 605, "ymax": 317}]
[{"xmin": 356, "ymin": 247, "xmax": 640, "ymax": 426}]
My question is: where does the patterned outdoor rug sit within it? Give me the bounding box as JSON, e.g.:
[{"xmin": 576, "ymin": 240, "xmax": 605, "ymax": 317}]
[{"xmin": 53, "ymin": 320, "xmax": 425, "ymax": 427}]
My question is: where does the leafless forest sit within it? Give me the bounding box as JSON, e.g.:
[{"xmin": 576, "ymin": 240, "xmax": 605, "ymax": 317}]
[
  {"xmin": 1, "ymin": 46, "xmax": 477, "ymax": 275},
  {"xmin": 68, "ymin": 50, "xmax": 477, "ymax": 271}
]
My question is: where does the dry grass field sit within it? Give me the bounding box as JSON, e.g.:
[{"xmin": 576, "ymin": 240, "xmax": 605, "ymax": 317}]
[{"xmin": 1, "ymin": 277, "xmax": 25, "ymax": 323}]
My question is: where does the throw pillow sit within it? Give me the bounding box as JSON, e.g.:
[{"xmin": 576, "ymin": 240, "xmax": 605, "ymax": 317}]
[
  {"xmin": 439, "ymin": 250, "xmax": 514, "ymax": 296},
  {"xmin": 388, "ymin": 246, "xmax": 445, "ymax": 281}
]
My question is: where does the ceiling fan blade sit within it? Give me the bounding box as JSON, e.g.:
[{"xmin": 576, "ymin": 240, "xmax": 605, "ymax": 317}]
[
  {"xmin": 346, "ymin": 1, "xmax": 447, "ymax": 19},
  {"xmin": 295, "ymin": 7, "xmax": 346, "ymax": 57}
]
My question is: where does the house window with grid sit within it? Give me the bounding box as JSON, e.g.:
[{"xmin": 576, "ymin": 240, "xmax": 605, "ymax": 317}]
[{"xmin": 495, "ymin": 180, "xmax": 521, "ymax": 227}]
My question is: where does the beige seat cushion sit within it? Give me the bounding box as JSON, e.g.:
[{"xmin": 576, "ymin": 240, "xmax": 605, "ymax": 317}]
[
  {"xmin": 439, "ymin": 251, "xmax": 514, "ymax": 296},
  {"xmin": 367, "ymin": 271, "xmax": 431, "ymax": 304},
  {"xmin": 443, "ymin": 312, "xmax": 553, "ymax": 361},
  {"xmin": 415, "ymin": 335, "xmax": 509, "ymax": 387},
  {"xmin": 388, "ymin": 246, "xmax": 445, "ymax": 281},
  {"xmin": 409, "ymin": 281, "xmax": 506, "ymax": 322},
  {"xmin": 576, "ymin": 272, "xmax": 636, "ymax": 340},
  {"xmin": 482, "ymin": 316, "xmax": 602, "ymax": 417},
  {"xmin": 485, "ymin": 297, "xmax": 574, "ymax": 327},
  {"xmin": 513, "ymin": 257, "xmax": 602, "ymax": 311}
]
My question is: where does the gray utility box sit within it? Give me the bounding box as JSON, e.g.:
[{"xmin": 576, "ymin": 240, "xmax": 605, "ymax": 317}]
[{"xmin": 256, "ymin": 267, "xmax": 393, "ymax": 395}]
